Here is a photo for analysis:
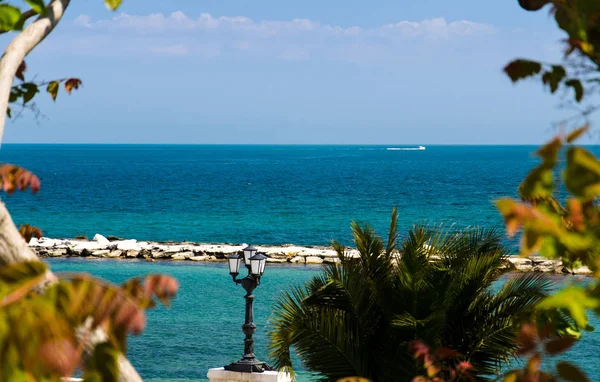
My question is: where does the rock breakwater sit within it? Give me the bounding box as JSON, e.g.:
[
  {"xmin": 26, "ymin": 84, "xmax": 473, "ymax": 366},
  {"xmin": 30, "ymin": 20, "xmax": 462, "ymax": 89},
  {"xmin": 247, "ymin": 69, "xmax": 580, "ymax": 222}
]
[{"xmin": 29, "ymin": 234, "xmax": 592, "ymax": 275}]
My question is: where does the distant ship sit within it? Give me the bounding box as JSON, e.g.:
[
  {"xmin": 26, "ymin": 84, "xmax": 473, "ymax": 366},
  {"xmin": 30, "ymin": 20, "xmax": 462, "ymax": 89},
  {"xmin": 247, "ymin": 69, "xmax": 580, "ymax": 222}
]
[{"xmin": 387, "ymin": 146, "xmax": 426, "ymax": 151}]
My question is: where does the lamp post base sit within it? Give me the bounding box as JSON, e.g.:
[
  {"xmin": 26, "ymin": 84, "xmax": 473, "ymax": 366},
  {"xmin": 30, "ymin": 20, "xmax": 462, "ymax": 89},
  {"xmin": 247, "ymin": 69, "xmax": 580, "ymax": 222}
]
[{"xmin": 224, "ymin": 359, "xmax": 272, "ymax": 373}]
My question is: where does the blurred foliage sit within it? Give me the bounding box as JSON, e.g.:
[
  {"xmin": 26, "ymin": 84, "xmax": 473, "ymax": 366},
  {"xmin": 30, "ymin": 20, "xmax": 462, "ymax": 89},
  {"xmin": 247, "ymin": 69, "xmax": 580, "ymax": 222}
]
[
  {"xmin": 497, "ymin": 1, "xmax": 600, "ymax": 380},
  {"xmin": 268, "ymin": 209, "xmax": 552, "ymax": 381},
  {"xmin": 410, "ymin": 341, "xmax": 474, "ymax": 382},
  {"xmin": 502, "ymin": 323, "xmax": 588, "ymax": 382},
  {"xmin": 0, "ymin": 260, "xmax": 178, "ymax": 380}
]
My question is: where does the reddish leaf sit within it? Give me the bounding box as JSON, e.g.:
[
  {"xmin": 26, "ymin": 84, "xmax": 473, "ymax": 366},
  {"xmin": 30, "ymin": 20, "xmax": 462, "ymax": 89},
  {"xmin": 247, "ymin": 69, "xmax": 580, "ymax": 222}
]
[
  {"xmin": 544, "ymin": 336, "xmax": 576, "ymax": 355},
  {"xmin": 0, "ymin": 164, "xmax": 40, "ymax": 194},
  {"xmin": 114, "ymin": 302, "xmax": 146, "ymax": 335},
  {"xmin": 143, "ymin": 275, "xmax": 178, "ymax": 306},
  {"xmin": 434, "ymin": 347, "xmax": 460, "ymax": 360},
  {"xmin": 567, "ymin": 199, "xmax": 585, "ymax": 231},
  {"xmin": 64, "ymin": 78, "xmax": 82, "ymax": 94},
  {"xmin": 517, "ymin": 323, "xmax": 538, "ymax": 355},
  {"xmin": 38, "ymin": 338, "xmax": 79, "ymax": 375},
  {"xmin": 556, "ymin": 361, "xmax": 590, "ymax": 382},
  {"xmin": 409, "ymin": 340, "xmax": 430, "ymax": 360},
  {"xmin": 15, "ymin": 61, "xmax": 26, "ymax": 81},
  {"xmin": 19, "ymin": 224, "xmax": 42, "ymax": 242}
]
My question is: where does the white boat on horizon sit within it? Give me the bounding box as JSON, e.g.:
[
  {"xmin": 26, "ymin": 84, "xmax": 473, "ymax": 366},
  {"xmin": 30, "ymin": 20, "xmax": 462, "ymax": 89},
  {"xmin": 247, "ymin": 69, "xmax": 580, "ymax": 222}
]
[{"xmin": 387, "ymin": 146, "xmax": 426, "ymax": 151}]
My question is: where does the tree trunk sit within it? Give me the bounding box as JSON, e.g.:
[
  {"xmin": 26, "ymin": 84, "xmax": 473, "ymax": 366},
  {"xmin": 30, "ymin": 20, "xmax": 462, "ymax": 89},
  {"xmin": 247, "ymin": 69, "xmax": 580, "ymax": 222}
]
[{"xmin": 0, "ymin": 1, "xmax": 143, "ymax": 381}]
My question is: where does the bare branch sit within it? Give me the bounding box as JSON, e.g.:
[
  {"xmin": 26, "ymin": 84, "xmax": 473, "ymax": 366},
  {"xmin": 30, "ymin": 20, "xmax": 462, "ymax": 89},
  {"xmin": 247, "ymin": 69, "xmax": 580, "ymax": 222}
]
[{"xmin": 0, "ymin": 0, "xmax": 70, "ymax": 145}]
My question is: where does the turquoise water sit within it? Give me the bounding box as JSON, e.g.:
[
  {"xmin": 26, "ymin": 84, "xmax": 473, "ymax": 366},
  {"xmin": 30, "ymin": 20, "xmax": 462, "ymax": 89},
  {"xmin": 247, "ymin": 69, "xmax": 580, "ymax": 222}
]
[
  {"xmin": 3, "ymin": 145, "xmax": 599, "ymax": 380},
  {"xmin": 47, "ymin": 258, "xmax": 600, "ymax": 381},
  {"xmin": 0, "ymin": 144, "xmax": 543, "ymax": 245},
  {"xmin": 49, "ymin": 258, "xmax": 321, "ymax": 381}
]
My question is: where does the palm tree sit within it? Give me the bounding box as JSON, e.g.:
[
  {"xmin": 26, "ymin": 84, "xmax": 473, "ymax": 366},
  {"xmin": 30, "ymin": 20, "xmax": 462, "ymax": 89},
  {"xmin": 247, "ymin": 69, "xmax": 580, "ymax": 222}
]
[{"xmin": 268, "ymin": 208, "xmax": 552, "ymax": 381}]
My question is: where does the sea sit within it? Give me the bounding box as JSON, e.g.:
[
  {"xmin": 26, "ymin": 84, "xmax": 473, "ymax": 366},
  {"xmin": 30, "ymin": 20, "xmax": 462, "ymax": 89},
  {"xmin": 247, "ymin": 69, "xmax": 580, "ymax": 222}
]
[{"xmin": 0, "ymin": 144, "xmax": 598, "ymax": 381}]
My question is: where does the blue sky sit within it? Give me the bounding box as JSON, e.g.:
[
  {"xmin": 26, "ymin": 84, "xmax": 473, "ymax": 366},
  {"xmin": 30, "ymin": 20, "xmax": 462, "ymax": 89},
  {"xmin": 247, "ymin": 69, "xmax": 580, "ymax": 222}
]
[{"xmin": 0, "ymin": 0, "xmax": 590, "ymax": 144}]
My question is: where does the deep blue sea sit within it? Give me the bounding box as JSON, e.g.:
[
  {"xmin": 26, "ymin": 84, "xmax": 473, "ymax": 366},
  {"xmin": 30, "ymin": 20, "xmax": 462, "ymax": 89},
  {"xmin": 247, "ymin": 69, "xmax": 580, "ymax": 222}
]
[
  {"xmin": 1, "ymin": 145, "xmax": 598, "ymax": 381},
  {"xmin": 1, "ymin": 145, "xmax": 543, "ymax": 245}
]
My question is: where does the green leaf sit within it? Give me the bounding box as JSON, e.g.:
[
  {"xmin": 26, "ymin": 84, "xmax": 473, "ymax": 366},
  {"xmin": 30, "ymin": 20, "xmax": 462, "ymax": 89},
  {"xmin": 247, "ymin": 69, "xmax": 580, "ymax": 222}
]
[
  {"xmin": 542, "ymin": 66, "xmax": 566, "ymax": 93},
  {"xmin": 504, "ymin": 59, "xmax": 542, "ymax": 83},
  {"xmin": 0, "ymin": 261, "xmax": 46, "ymax": 285},
  {"xmin": 518, "ymin": 0, "xmax": 551, "ymax": 11},
  {"xmin": 0, "ymin": 4, "xmax": 22, "ymax": 32},
  {"xmin": 104, "ymin": 0, "xmax": 123, "ymax": 10},
  {"xmin": 83, "ymin": 342, "xmax": 120, "ymax": 381},
  {"xmin": 556, "ymin": 362, "xmax": 590, "ymax": 382},
  {"xmin": 6, "ymin": 107, "xmax": 11, "ymax": 118},
  {"xmin": 537, "ymin": 287, "xmax": 599, "ymax": 328},
  {"xmin": 565, "ymin": 79, "xmax": 584, "ymax": 102},
  {"xmin": 566, "ymin": 125, "xmax": 589, "ymax": 143},
  {"xmin": 47, "ymin": 81, "xmax": 58, "ymax": 101},
  {"xmin": 20, "ymin": 82, "xmax": 38, "ymax": 104},
  {"xmin": 24, "ymin": 0, "xmax": 45, "ymax": 14},
  {"xmin": 564, "ymin": 147, "xmax": 600, "ymax": 199}
]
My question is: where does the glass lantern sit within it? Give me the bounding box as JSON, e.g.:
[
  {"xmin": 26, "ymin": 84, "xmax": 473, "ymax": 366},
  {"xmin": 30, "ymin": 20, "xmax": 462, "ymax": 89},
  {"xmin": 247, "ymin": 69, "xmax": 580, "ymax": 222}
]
[{"xmin": 250, "ymin": 253, "xmax": 267, "ymax": 276}]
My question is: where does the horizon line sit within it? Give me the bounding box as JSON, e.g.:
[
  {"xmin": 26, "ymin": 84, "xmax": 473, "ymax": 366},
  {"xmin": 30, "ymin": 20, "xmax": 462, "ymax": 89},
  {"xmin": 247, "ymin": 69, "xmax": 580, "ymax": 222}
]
[{"xmin": 0, "ymin": 142, "xmax": 590, "ymax": 146}]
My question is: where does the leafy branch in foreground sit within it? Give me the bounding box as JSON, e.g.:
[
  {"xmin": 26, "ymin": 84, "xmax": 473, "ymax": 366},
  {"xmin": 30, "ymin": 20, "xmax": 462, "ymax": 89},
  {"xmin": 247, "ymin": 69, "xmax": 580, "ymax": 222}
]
[
  {"xmin": 0, "ymin": 260, "xmax": 178, "ymax": 380},
  {"xmin": 502, "ymin": 322, "xmax": 589, "ymax": 382},
  {"xmin": 8, "ymin": 60, "xmax": 82, "ymax": 118},
  {"xmin": 505, "ymin": 1, "xmax": 600, "ymax": 129}
]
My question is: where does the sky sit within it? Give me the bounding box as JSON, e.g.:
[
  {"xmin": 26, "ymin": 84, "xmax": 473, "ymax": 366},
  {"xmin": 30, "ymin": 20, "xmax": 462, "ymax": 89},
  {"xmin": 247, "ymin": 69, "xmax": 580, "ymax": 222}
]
[{"xmin": 0, "ymin": 0, "xmax": 592, "ymax": 144}]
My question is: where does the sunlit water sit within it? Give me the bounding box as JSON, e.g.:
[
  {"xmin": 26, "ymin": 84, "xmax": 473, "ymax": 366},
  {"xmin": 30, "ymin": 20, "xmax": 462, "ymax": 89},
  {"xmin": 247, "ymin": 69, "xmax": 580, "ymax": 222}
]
[{"xmin": 48, "ymin": 259, "xmax": 600, "ymax": 381}]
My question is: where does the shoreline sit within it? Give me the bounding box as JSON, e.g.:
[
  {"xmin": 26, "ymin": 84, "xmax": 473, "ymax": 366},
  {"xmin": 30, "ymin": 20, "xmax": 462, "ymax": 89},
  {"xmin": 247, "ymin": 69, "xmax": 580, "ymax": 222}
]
[{"xmin": 29, "ymin": 235, "xmax": 593, "ymax": 275}]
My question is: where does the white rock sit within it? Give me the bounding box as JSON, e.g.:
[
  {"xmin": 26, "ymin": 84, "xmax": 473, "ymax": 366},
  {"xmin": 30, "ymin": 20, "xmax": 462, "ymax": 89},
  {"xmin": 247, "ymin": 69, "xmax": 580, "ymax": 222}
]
[
  {"xmin": 28, "ymin": 237, "xmax": 39, "ymax": 246},
  {"xmin": 151, "ymin": 251, "xmax": 170, "ymax": 259},
  {"xmin": 116, "ymin": 240, "xmax": 141, "ymax": 251},
  {"xmin": 172, "ymin": 252, "xmax": 193, "ymax": 260},
  {"xmin": 36, "ymin": 238, "xmax": 58, "ymax": 248},
  {"xmin": 190, "ymin": 255, "xmax": 209, "ymax": 262},
  {"xmin": 305, "ymin": 256, "xmax": 324, "ymax": 264},
  {"xmin": 508, "ymin": 257, "xmax": 533, "ymax": 271},
  {"xmin": 92, "ymin": 234, "xmax": 110, "ymax": 245},
  {"xmin": 73, "ymin": 242, "xmax": 107, "ymax": 251},
  {"xmin": 572, "ymin": 266, "xmax": 593, "ymax": 275},
  {"xmin": 323, "ymin": 257, "xmax": 340, "ymax": 264},
  {"xmin": 289, "ymin": 256, "xmax": 305, "ymax": 264},
  {"xmin": 92, "ymin": 250, "xmax": 110, "ymax": 257},
  {"xmin": 48, "ymin": 248, "xmax": 67, "ymax": 257},
  {"xmin": 266, "ymin": 258, "xmax": 287, "ymax": 263},
  {"xmin": 107, "ymin": 250, "xmax": 122, "ymax": 258},
  {"xmin": 125, "ymin": 250, "xmax": 139, "ymax": 258}
]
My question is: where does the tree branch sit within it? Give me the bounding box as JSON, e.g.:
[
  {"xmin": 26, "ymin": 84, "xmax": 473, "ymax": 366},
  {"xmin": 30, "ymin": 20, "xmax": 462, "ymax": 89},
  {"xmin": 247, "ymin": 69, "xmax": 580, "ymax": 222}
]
[
  {"xmin": 0, "ymin": 1, "xmax": 144, "ymax": 381},
  {"xmin": 0, "ymin": 0, "xmax": 69, "ymax": 144}
]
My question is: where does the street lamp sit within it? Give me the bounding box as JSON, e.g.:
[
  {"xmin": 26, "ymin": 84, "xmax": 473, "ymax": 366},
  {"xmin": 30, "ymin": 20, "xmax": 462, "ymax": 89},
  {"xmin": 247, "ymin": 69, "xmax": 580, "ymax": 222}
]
[{"xmin": 225, "ymin": 245, "xmax": 270, "ymax": 373}]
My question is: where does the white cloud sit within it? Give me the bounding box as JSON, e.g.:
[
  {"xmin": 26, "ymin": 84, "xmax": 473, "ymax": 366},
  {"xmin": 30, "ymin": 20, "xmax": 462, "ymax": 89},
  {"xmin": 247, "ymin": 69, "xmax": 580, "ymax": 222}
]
[
  {"xmin": 64, "ymin": 12, "xmax": 495, "ymax": 61},
  {"xmin": 73, "ymin": 14, "xmax": 92, "ymax": 28},
  {"xmin": 74, "ymin": 12, "xmax": 494, "ymax": 40}
]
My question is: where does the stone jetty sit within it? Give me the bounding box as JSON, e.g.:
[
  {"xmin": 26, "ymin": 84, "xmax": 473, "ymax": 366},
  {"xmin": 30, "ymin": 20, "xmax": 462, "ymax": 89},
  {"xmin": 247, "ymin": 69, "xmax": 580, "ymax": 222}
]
[{"xmin": 28, "ymin": 234, "xmax": 592, "ymax": 275}]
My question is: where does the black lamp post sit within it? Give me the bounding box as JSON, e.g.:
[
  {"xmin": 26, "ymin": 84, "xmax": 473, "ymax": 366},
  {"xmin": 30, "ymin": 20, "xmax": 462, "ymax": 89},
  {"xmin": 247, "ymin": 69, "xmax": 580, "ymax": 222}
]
[{"xmin": 225, "ymin": 245, "xmax": 271, "ymax": 373}]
